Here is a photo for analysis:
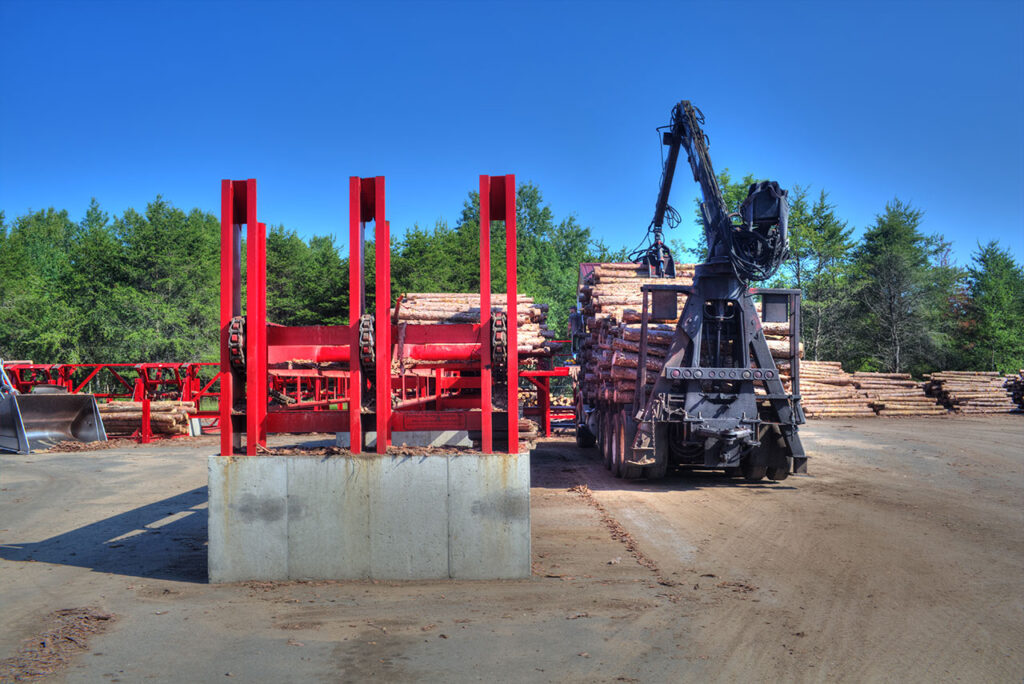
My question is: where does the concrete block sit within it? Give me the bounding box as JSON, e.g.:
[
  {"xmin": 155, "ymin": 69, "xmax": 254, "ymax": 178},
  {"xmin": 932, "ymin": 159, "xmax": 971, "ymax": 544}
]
[
  {"xmin": 334, "ymin": 431, "xmax": 376, "ymax": 449},
  {"xmin": 392, "ymin": 431, "xmax": 473, "ymax": 448},
  {"xmin": 286, "ymin": 456, "xmax": 370, "ymax": 579},
  {"xmin": 334, "ymin": 431, "xmax": 473, "ymax": 448},
  {"xmin": 208, "ymin": 456, "xmax": 288, "ymax": 582},
  {"xmin": 448, "ymin": 453, "xmax": 531, "ymax": 579},
  {"xmin": 208, "ymin": 451, "xmax": 531, "ymax": 582},
  {"xmin": 367, "ymin": 455, "xmax": 449, "ymax": 579}
]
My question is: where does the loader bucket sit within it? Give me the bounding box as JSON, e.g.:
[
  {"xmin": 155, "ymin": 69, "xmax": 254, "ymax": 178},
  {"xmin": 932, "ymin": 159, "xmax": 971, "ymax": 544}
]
[{"xmin": 0, "ymin": 391, "xmax": 107, "ymax": 454}]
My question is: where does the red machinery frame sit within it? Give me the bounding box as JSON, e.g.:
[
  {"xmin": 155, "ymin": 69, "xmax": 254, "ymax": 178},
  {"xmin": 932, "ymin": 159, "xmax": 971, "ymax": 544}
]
[{"xmin": 220, "ymin": 175, "xmax": 520, "ymax": 457}]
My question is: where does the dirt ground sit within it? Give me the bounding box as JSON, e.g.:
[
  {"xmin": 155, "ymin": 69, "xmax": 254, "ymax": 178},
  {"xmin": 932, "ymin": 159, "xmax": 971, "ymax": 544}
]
[{"xmin": 1, "ymin": 416, "xmax": 1021, "ymax": 682}]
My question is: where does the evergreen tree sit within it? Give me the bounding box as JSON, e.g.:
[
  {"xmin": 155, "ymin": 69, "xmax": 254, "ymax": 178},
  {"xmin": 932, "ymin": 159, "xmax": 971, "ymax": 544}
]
[
  {"xmin": 849, "ymin": 198, "xmax": 948, "ymax": 373},
  {"xmin": 799, "ymin": 190, "xmax": 856, "ymax": 361},
  {"xmin": 958, "ymin": 241, "xmax": 1024, "ymax": 372}
]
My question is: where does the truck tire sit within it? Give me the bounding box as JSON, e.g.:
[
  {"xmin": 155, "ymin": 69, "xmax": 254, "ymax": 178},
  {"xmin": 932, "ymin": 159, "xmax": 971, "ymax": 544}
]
[
  {"xmin": 765, "ymin": 467, "xmax": 789, "ymax": 481},
  {"xmin": 575, "ymin": 401, "xmax": 596, "ymax": 448},
  {"xmin": 600, "ymin": 410, "xmax": 613, "ymax": 470},
  {"xmin": 613, "ymin": 410, "xmax": 643, "ymax": 480},
  {"xmin": 741, "ymin": 462, "xmax": 767, "ymax": 482}
]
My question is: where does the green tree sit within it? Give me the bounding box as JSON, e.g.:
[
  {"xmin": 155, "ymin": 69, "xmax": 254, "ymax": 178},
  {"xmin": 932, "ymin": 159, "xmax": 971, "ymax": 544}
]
[
  {"xmin": 0, "ymin": 207, "xmax": 80, "ymax": 361},
  {"xmin": 105, "ymin": 198, "xmax": 220, "ymax": 361},
  {"xmin": 848, "ymin": 198, "xmax": 950, "ymax": 373},
  {"xmin": 794, "ymin": 190, "xmax": 856, "ymax": 361},
  {"xmin": 957, "ymin": 241, "xmax": 1024, "ymax": 372}
]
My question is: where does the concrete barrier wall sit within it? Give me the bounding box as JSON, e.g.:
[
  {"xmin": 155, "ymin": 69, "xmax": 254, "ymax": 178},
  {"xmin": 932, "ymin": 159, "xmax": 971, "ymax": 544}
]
[{"xmin": 208, "ymin": 452, "xmax": 530, "ymax": 582}]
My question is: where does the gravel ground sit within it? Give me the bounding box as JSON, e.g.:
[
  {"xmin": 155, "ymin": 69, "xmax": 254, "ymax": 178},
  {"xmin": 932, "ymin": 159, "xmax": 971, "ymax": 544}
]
[{"xmin": 1, "ymin": 416, "xmax": 1021, "ymax": 682}]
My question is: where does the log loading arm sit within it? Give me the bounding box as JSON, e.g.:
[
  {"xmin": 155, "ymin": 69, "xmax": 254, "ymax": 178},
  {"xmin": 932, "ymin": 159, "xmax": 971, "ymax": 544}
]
[{"xmin": 610, "ymin": 100, "xmax": 806, "ymax": 481}]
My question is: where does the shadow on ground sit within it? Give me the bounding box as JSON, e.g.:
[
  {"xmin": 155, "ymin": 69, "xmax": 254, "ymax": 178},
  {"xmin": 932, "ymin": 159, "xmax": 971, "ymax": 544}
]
[
  {"xmin": 530, "ymin": 439, "xmax": 798, "ymax": 492},
  {"xmin": 0, "ymin": 487, "xmax": 208, "ymax": 583}
]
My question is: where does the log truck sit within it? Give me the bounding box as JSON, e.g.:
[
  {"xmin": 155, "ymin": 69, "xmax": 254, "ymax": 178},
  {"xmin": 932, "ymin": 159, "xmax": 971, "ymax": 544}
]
[{"xmin": 575, "ymin": 101, "xmax": 806, "ymax": 481}]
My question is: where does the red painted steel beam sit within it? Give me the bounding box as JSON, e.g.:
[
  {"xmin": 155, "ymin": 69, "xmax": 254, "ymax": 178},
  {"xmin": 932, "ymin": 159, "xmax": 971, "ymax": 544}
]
[
  {"xmin": 399, "ymin": 344, "xmax": 482, "ymax": 361},
  {"xmin": 375, "ymin": 194, "xmax": 390, "ymax": 453},
  {"xmin": 244, "ymin": 190, "xmax": 266, "ymax": 455},
  {"xmin": 502, "ymin": 174, "xmax": 519, "ymax": 453},
  {"xmin": 397, "ymin": 323, "xmax": 481, "ymax": 345},
  {"xmin": 392, "ymin": 410, "xmax": 482, "ymax": 432},
  {"xmin": 267, "ymin": 410, "xmax": 350, "ymax": 434},
  {"xmin": 480, "ymin": 176, "xmax": 493, "ymax": 453},
  {"xmin": 519, "ymin": 368, "xmax": 570, "ymax": 377},
  {"xmin": 348, "ymin": 177, "xmax": 364, "ymax": 453},
  {"xmin": 220, "ymin": 180, "xmax": 245, "ymax": 455}
]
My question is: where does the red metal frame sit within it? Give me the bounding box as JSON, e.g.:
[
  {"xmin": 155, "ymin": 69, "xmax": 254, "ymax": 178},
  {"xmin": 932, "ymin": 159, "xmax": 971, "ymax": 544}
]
[
  {"xmin": 220, "ymin": 175, "xmax": 521, "ymax": 456},
  {"xmin": 6, "ymin": 361, "xmax": 222, "ymax": 433}
]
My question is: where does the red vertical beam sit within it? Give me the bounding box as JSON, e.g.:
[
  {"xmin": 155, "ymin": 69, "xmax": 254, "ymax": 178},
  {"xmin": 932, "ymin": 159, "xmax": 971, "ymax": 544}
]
[
  {"xmin": 503, "ymin": 175, "xmax": 519, "ymax": 453},
  {"xmin": 141, "ymin": 395, "xmax": 152, "ymax": 444},
  {"xmin": 244, "ymin": 179, "xmax": 263, "ymax": 455},
  {"xmin": 348, "ymin": 177, "xmax": 363, "ymax": 453},
  {"xmin": 374, "ymin": 179, "xmax": 390, "ymax": 453},
  {"xmin": 256, "ymin": 221, "xmax": 268, "ymax": 446},
  {"xmin": 219, "ymin": 180, "xmax": 236, "ymax": 456},
  {"xmin": 541, "ymin": 377, "xmax": 551, "ymax": 438},
  {"xmin": 479, "ymin": 175, "xmax": 493, "ymax": 453}
]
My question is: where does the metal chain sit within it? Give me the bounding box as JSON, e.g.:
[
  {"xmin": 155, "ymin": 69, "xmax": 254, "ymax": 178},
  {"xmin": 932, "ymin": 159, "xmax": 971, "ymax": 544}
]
[{"xmin": 227, "ymin": 316, "xmax": 246, "ymax": 373}]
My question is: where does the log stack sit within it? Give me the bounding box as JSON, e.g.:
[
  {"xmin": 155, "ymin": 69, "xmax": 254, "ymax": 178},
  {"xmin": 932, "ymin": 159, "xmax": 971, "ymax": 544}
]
[
  {"xmin": 578, "ymin": 262, "xmax": 696, "ymax": 326},
  {"xmin": 1007, "ymin": 370, "xmax": 1024, "ymax": 410},
  {"xmin": 577, "ymin": 263, "xmax": 688, "ymax": 407},
  {"xmin": 98, "ymin": 401, "xmax": 194, "ymax": 436},
  {"xmin": 796, "ymin": 361, "xmax": 875, "ymax": 418},
  {"xmin": 924, "ymin": 371, "xmax": 1018, "ymax": 413},
  {"xmin": 394, "ymin": 293, "xmax": 556, "ymax": 354},
  {"xmin": 850, "ymin": 372, "xmax": 947, "ymax": 416}
]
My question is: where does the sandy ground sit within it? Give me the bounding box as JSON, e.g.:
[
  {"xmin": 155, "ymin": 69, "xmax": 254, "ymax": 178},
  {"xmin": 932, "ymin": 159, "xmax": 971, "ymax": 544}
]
[{"xmin": 1, "ymin": 416, "xmax": 1021, "ymax": 682}]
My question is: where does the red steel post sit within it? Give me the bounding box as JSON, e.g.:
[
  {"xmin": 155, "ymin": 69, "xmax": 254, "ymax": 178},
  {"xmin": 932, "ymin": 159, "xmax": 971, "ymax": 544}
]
[
  {"xmin": 374, "ymin": 186, "xmax": 390, "ymax": 453},
  {"xmin": 348, "ymin": 177, "xmax": 364, "ymax": 453},
  {"xmin": 219, "ymin": 180, "xmax": 237, "ymax": 455},
  {"xmin": 257, "ymin": 221, "xmax": 268, "ymax": 445},
  {"xmin": 479, "ymin": 175, "xmax": 493, "ymax": 453},
  {"xmin": 244, "ymin": 181, "xmax": 266, "ymax": 455},
  {"xmin": 141, "ymin": 394, "xmax": 152, "ymax": 444},
  {"xmin": 503, "ymin": 175, "xmax": 519, "ymax": 453}
]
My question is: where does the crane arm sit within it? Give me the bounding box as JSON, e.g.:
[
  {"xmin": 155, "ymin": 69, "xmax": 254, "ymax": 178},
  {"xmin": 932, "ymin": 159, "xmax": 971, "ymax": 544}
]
[{"xmin": 644, "ymin": 100, "xmax": 791, "ymax": 283}]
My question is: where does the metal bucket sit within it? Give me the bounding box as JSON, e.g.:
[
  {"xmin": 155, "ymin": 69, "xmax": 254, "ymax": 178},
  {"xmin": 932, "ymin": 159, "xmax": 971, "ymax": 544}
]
[{"xmin": 0, "ymin": 391, "xmax": 108, "ymax": 454}]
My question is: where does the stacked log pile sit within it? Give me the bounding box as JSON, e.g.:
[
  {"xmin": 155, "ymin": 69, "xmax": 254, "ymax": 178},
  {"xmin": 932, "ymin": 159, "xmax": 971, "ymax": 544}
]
[
  {"xmin": 850, "ymin": 372, "xmax": 947, "ymax": 416},
  {"xmin": 924, "ymin": 371, "xmax": 1018, "ymax": 413},
  {"xmin": 577, "ymin": 263, "xmax": 687, "ymax": 407},
  {"xmin": 797, "ymin": 361, "xmax": 875, "ymax": 418},
  {"xmin": 1007, "ymin": 370, "xmax": 1024, "ymax": 409},
  {"xmin": 578, "ymin": 263, "xmax": 696, "ymax": 325},
  {"xmin": 394, "ymin": 293, "xmax": 556, "ymax": 354},
  {"xmin": 98, "ymin": 401, "xmax": 194, "ymax": 436}
]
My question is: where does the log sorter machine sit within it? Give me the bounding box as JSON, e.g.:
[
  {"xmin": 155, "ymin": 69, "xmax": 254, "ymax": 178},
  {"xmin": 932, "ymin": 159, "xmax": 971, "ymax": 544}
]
[{"xmin": 218, "ymin": 175, "xmax": 528, "ymax": 456}]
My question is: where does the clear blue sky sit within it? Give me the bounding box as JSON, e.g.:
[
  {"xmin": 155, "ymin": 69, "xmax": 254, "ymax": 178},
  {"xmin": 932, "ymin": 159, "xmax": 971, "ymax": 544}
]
[{"xmin": 2, "ymin": 0, "xmax": 1022, "ymax": 266}]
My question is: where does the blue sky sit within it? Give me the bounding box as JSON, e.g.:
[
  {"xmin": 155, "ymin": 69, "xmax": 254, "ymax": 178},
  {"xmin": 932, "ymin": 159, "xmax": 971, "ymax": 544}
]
[{"xmin": 1, "ymin": 0, "xmax": 1022, "ymax": 266}]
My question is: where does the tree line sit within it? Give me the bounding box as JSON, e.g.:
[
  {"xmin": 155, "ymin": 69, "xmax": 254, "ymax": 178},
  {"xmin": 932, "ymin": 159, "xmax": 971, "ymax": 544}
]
[
  {"xmin": 674, "ymin": 170, "xmax": 1024, "ymax": 375},
  {"xmin": 0, "ymin": 184, "xmax": 622, "ymax": 365},
  {"xmin": 1, "ymin": 178, "xmax": 1021, "ymax": 375}
]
